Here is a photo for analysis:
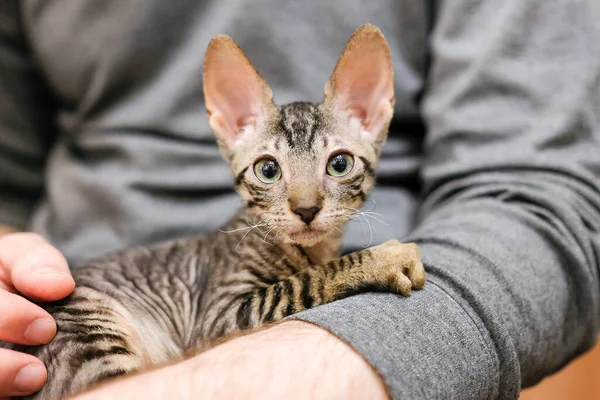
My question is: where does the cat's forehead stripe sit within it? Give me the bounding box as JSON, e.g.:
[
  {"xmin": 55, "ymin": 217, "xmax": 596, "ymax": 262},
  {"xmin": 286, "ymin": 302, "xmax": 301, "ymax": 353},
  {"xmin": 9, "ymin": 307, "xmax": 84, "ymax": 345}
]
[{"xmin": 278, "ymin": 102, "xmax": 322, "ymax": 150}]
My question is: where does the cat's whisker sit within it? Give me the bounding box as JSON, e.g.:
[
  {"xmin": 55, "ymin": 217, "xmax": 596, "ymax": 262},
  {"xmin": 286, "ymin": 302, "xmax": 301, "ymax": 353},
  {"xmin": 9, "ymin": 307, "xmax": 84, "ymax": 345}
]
[
  {"xmin": 361, "ymin": 212, "xmax": 389, "ymax": 227},
  {"xmin": 343, "ymin": 206, "xmax": 378, "ymax": 247},
  {"xmin": 244, "ymin": 211, "xmax": 279, "ymax": 237},
  {"xmin": 345, "ymin": 207, "xmax": 369, "ymax": 235},
  {"xmin": 351, "ymin": 213, "xmax": 370, "ymax": 237},
  {"xmin": 235, "ymin": 230, "xmax": 254, "ymax": 253},
  {"xmin": 365, "ymin": 198, "xmax": 380, "ymax": 214},
  {"xmin": 343, "ymin": 206, "xmax": 388, "ymax": 228},
  {"xmin": 351, "ymin": 215, "xmax": 368, "ymax": 235},
  {"xmin": 245, "ymin": 212, "xmax": 256, "ymax": 227},
  {"xmin": 360, "ymin": 214, "xmax": 374, "ymax": 247},
  {"xmin": 326, "ymin": 222, "xmax": 344, "ymax": 235},
  {"xmin": 250, "ymin": 213, "xmax": 262, "ymax": 227},
  {"xmin": 331, "ymin": 224, "xmax": 344, "ymax": 234},
  {"xmin": 262, "ymin": 226, "xmax": 276, "ymax": 245},
  {"xmin": 246, "ymin": 210, "xmax": 270, "ymax": 228},
  {"xmin": 362, "ymin": 210, "xmax": 385, "ymax": 219},
  {"xmin": 219, "ymin": 225, "xmax": 264, "ymax": 234},
  {"xmin": 271, "ymin": 229, "xmax": 284, "ymax": 242},
  {"xmin": 256, "ymin": 224, "xmax": 271, "ymax": 234},
  {"xmin": 234, "ymin": 222, "xmax": 266, "ymax": 253}
]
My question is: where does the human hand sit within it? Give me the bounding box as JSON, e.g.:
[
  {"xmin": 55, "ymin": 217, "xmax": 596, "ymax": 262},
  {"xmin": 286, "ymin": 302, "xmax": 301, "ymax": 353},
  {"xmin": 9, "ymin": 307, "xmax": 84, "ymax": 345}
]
[
  {"xmin": 74, "ymin": 321, "xmax": 390, "ymax": 400},
  {"xmin": 0, "ymin": 232, "xmax": 75, "ymax": 398}
]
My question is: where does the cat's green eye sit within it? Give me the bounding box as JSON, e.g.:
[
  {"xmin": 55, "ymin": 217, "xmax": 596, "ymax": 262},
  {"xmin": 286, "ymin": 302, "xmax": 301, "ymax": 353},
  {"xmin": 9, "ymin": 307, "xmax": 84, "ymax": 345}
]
[
  {"xmin": 326, "ymin": 153, "xmax": 354, "ymax": 177},
  {"xmin": 254, "ymin": 158, "xmax": 282, "ymax": 183}
]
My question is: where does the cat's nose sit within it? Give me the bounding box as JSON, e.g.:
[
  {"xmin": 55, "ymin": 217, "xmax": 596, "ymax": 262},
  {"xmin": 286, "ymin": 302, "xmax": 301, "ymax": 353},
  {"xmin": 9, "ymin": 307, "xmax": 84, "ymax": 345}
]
[{"xmin": 293, "ymin": 206, "xmax": 321, "ymax": 225}]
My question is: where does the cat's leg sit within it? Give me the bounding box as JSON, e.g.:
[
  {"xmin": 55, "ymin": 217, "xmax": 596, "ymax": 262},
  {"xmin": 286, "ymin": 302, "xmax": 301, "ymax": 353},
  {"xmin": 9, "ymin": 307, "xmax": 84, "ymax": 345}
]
[
  {"xmin": 205, "ymin": 240, "xmax": 424, "ymax": 340},
  {"xmin": 258, "ymin": 240, "xmax": 425, "ymax": 322},
  {"xmin": 11, "ymin": 287, "xmax": 153, "ymax": 400}
]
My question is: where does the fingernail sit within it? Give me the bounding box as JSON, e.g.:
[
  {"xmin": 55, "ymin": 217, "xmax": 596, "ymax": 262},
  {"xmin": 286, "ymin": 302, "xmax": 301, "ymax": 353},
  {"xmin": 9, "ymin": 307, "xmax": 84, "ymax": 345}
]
[
  {"xmin": 24, "ymin": 319, "xmax": 56, "ymax": 344},
  {"xmin": 33, "ymin": 268, "xmax": 70, "ymax": 276},
  {"xmin": 13, "ymin": 364, "xmax": 46, "ymax": 393}
]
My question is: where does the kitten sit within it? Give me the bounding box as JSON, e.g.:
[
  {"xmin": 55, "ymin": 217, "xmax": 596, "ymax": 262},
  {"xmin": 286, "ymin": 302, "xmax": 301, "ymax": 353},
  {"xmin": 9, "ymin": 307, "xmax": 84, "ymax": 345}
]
[{"xmin": 7, "ymin": 24, "xmax": 425, "ymax": 400}]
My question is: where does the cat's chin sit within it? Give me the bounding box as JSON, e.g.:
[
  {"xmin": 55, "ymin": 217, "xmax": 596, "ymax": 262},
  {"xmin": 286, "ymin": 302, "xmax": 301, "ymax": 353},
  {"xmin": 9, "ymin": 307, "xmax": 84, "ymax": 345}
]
[{"xmin": 283, "ymin": 228, "xmax": 329, "ymax": 247}]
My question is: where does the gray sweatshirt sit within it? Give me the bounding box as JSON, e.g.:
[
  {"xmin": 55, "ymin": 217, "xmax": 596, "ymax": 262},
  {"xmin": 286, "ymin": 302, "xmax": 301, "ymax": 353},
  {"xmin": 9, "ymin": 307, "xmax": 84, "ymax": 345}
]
[{"xmin": 1, "ymin": 0, "xmax": 599, "ymax": 398}]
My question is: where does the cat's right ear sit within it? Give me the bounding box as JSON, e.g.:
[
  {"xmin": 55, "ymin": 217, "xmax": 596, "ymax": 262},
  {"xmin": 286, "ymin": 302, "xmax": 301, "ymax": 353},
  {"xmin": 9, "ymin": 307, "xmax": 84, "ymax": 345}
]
[{"xmin": 203, "ymin": 35, "xmax": 275, "ymax": 150}]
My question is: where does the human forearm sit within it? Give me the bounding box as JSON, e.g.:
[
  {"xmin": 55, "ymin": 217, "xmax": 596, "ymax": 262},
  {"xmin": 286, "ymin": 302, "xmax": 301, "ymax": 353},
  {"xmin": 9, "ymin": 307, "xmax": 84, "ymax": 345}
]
[{"xmin": 73, "ymin": 321, "xmax": 389, "ymax": 400}]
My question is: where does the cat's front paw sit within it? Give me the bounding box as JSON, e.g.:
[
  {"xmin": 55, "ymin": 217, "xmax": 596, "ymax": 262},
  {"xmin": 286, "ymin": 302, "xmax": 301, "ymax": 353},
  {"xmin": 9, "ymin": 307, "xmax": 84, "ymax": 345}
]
[{"xmin": 369, "ymin": 240, "xmax": 426, "ymax": 296}]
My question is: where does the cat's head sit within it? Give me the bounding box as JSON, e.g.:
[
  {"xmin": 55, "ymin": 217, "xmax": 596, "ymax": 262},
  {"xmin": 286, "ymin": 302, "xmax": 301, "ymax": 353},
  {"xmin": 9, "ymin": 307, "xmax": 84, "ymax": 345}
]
[{"xmin": 203, "ymin": 24, "xmax": 394, "ymax": 247}]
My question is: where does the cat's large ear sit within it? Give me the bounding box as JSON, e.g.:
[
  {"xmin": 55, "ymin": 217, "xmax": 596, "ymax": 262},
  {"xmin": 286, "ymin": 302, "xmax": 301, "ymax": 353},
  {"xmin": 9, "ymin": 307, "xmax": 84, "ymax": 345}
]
[
  {"xmin": 324, "ymin": 24, "xmax": 394, "ymax": 139},
  {"xmin": 203, "ymin": 35, "xmax": 275, "ymax": 150}
]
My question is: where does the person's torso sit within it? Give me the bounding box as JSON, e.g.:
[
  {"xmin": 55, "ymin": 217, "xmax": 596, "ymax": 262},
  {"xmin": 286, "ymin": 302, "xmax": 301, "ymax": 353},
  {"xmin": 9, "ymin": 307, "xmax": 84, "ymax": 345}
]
[{"xmin": 21, "ymin": 0, "xmax": 432, "ymax": 265}]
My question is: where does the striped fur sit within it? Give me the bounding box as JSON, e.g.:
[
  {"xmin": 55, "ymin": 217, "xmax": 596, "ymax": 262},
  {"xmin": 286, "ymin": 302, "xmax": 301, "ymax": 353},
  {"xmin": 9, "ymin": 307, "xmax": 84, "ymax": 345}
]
[{"xmin": 6, "ymin": 25, "xmax": 426, "ymax": 400}]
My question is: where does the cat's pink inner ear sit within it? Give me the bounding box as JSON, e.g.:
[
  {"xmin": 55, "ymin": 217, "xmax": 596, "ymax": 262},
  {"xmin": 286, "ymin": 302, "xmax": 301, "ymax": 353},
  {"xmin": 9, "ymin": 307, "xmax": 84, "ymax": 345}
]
[
  {"xmin": 326, "ymin": 25, "xmax": 395, "ymax": 138},
  {"xmin": 203, "ymin": 35, "xmax": 273, "ymax": 148}
]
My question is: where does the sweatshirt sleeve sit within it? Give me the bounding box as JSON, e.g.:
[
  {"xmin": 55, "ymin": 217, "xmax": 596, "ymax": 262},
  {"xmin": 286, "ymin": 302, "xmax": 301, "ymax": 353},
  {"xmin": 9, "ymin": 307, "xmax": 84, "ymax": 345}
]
[
  {"xmin": 291, "ymin": 0, "xmax": 600, "ymax": 398},
  {"xmin": 0, "ymin": 1, "xmax": 57, "ymax": 229}
]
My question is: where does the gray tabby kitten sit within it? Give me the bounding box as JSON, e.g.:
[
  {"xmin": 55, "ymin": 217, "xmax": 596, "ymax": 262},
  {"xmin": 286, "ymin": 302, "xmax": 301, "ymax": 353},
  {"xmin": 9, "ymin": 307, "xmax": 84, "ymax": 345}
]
[{"xmin": 8, "ymin": 24, "xmax": 425, "ymax": 400}]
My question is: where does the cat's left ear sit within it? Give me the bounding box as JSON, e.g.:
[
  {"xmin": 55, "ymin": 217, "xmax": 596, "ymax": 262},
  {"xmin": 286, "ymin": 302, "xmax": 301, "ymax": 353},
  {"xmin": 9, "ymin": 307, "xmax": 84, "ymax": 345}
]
[
  {"xmin": 203, "ymin": 35, "xmax": 275, "ymax": 150},
  {"xmin": 324, "ymin": 24, "xmax": 395, "ymax": 140}
]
